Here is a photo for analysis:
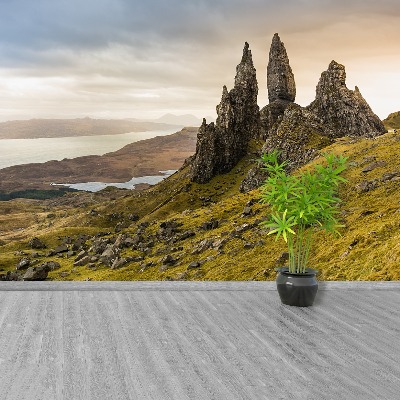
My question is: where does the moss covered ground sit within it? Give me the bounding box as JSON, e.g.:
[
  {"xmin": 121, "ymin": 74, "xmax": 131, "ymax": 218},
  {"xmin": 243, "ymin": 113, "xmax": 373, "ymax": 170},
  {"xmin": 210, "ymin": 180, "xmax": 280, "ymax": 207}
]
[{"xmin": 1, "ymin": 131, "xmax": 400, "ymax": 281}]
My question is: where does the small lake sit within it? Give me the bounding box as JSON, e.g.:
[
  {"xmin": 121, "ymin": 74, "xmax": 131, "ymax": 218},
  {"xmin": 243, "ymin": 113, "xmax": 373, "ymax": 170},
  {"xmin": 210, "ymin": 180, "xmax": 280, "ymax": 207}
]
[
  {"xmin": 52, "ymin": 170, "xmax": 177, "ymax": 192},
  {"xmin": 0, "ymin": 128, "xmax": 178, "ymax": 170}
]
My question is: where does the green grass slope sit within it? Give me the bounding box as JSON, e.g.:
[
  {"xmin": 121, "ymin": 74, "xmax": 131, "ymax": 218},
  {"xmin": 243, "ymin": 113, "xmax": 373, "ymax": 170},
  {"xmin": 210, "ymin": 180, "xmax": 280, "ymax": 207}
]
[
  {"xmin": 1, "ymin": 133, "xmax": 400, "ymax": 281},
  {"xmin": 383, "ymin": 111, "xmax": 400, "ymax": 130}
]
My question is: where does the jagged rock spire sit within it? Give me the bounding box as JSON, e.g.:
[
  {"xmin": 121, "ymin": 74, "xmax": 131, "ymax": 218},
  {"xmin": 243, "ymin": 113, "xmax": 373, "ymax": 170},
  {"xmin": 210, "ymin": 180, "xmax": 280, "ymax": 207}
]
[
  {"xmin": 308, "ymin": 60, "xmax": 386, "ymax": 137},
  {"xmin": 267, "ymin": 33, "xmax": 296, "ymax": 103},
  {"xmin": 191, "ymin": 42, "xmax": 260, "ymax": 184}
]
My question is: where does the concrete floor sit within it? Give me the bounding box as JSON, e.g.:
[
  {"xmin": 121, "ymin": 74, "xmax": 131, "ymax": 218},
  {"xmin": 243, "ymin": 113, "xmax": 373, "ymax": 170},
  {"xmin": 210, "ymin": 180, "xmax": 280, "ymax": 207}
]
[{"xmin": 0, "ymin": 281, "xmax": 399, "ymax": 400}]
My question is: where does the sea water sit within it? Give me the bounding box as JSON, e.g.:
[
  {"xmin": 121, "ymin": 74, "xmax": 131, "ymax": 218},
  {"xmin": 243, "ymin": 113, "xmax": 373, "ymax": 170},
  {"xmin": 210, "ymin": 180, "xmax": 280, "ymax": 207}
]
[{"xmin": 0, "ymin": 128, "xmax": 178, "ymax": 170}]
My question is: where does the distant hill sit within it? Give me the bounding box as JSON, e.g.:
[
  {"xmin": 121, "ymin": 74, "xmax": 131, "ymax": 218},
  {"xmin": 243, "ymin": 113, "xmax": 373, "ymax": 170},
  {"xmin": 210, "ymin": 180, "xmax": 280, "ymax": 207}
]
[
  {"xmin": 0, "ymin": 127, "xmax": 198, "ymax": 193},
  {"xmin": 0, "ymin": 118, "xmax": 180, "ymax": 139},
  {"xmin": 383, "ymin": 111, "xmax": 400, "ymax": 130},
  {"xmin": 155, "ymin": 114, "xmax": 205, "ymax": 126}
]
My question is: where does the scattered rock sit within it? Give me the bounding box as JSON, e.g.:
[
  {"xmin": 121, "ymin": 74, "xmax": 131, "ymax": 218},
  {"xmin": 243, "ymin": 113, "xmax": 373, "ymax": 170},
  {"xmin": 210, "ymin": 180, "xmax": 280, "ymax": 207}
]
[
  {"xmin": 175, "ymin": 272, "xmax": 188, "ymax": 280},
  {"xmin": 242, "ymin": 206, "xmax": 252, "ymax": 216},
  {"xmin": 100, "ymin": 244, "xmax": 120, "ymax": 267},
  {"xmin": 16, "ymin": 258, "xmax": 31, "ymax": 271},
  {"xmin": 201, "ymin": 220, "xmax": 219, "ymax": 230},
  {"xmin": 175, "ymin": 230, "xmax": 195, "ymax": 241},
  {"xmin": 49, "ymin": 244, "xmax": 69, "ymax": 256},
  {"xmin": 28, "ymin": 237, "xmax": 46, "ymax": 249},
  {"xmin": 127, "ymin": 256, "xmax": 144, "ymax": 263},
  {"xmin": 192, "ymin": 270, "xmax": 205, "ymax": 279},
  {"xmin": 91, "ymin": 238, "xmax": 110, "ymax": 255},
  {"xmin": 362, "ymin": 161, "xmax": 387, "ymax": 173},
  {"xmin": 75, "ymin": 250, "xmax": 88, "ymax": 263},
  {"xmin": 234, "ymin": 223, "xmax": 252, "ymax": 233},
  {"xmin": 213, "ymin": 238, "xmax": 228, "ymax": 251},
  {"xmin": 45, "ymin": 261, "xmax": 61, "ymax": 270},
  {"xmin": 59, "ymin": 271, "xmax": 71, "ymax": 277},
  {"xmin": 0, "ymin": 271, "xmax": 22, "ymax": 281},
  {"xmin": 159, "ymin": 254, "xmax": 177, "ymax": 266},
  {"xmin": 381, "ymin": 172, "xmax": 399, "ymax": 182},
  {"xmin": 23, "ymin": 264, "xmax": 51, "ymax": 281},
  {"xmin": 72, "ymin": 236, "xmax": 88, "ymax": 251},
  {"xmin": 111, "ymin": 257, "xmax": 127, "ymax": 269},
  {"xmin": 74, "ymin": 256, "xmax": 90, "ymax": 267},
  {"xmin": 191, "ymin": 239, "xmax": 214, "ymax": 254},
  {"xmin": 128, "ymin": 214, "xmax": 139, "ymax": 221},
  {"xmin": 356, "ymin": 180, "xmax": 379, "ymax": 193},
  {"xmin": 187, "ymin": 261, "xmax": 201, "ymax": 270},
  {"xmin": 139, "ymin": 262, "xmax": 154, "ymax": 272}
]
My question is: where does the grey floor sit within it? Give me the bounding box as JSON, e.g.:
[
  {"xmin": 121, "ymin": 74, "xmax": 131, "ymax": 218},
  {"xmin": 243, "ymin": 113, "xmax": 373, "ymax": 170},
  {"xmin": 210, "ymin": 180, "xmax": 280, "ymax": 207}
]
[{"xmin": 0, "ymin": 281, "xmax": 399, "ymax": 400}]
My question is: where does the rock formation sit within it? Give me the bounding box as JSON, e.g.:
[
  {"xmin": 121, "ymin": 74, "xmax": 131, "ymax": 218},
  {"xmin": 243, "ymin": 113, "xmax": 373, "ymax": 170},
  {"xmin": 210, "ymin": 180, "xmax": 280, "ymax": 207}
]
[
  {"xmin": 191, "ymin": 34, "xmax": 386, "ymax": 191},
  {"xmin": 262, "ymin": 103, "xmax": 332, "ymax": 168},
  {"xmin": 260, "ymin": 33, "xmax": 296, "ymax": 139},
  {"xmin": 308, "ymin": 61, "xmax": 386, "ymax": 137},
  {"xmin": 190, "ymin": 42, "xmax": 260, "ymax": 183},
  {"xmin": 240, "ymin": 104, "xmax": 332, "ymax": 192},
  {"xmin": 267, "ymin": 33, "xmax": 296, "ymax": 103}
]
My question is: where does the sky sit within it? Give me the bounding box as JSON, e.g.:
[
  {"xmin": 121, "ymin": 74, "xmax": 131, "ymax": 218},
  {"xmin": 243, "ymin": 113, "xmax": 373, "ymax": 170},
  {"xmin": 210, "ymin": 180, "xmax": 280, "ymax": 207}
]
[{"xmin": 0, "ymin": 0, "xmax": 399, "ymax": 122}]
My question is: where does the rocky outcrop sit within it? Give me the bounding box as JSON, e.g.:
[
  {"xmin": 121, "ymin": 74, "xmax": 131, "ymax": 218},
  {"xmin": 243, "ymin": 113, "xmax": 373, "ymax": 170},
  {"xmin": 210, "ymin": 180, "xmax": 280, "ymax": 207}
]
[
  {"xmin": 262, "ymin": 103, "xmax": 332, "ymax": 168},
  {"xmin": 190, "ymin": 42, "xmax": 260, "ymax": 183},
  {"xmin": 241, "ymin": 38, "xmax": 387, "ymax": 192},
  {"xmin": 259, "ymin": 34, "xmax": 296, "ymax": 140},
  {"xmin": 308, "ymin": 61, "xmax": 386, "ymax": 137},
  {"xmin": 240, "ymin": 104, "xmax": 333, "ymax": 192},
  {"xmin": 267, "ymin": 33, "xmax": 296, "ymax": 103}
]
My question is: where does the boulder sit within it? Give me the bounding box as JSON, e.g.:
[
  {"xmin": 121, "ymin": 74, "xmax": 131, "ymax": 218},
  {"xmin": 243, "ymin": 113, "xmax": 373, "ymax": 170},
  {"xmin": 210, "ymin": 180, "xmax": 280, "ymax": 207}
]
[
  {"xmin": 28, "ymin": 237, "xmax": 46, "ymax": 249},
  {"xmin": 23, "ymin": 264, "xmax": 50, "ymax": 281},
  {"xmin": 100, "ymin": 244, "xmax": 120, "ymax": 267},
  {"xmin": 44, "ymin": 261, "xmax": 61, "ymax": 270},
  {"xmin": 187, "ymin": 261, "xmax": 201, "ymax": 270},
  {"xmin": 111, "ymin": 257, "xmax": 127, "ymax": 269},
  {"xmin": 49, "ymin": 244, "xmax": 68, "ymax": 256},
  {"xmin": 201, "ymin": 220, "xmax": 219, "ymax": 230},
  {"xmin": 160, "ymin": 254, "xmax": 177, "ymax": 266},
  {"xmin": 75, "ymin": 250, "xmax": 88, "ymax": 263},
  {"xmin": 74, "ymin": 256, "xmax": 90, "ymax": 267},
  {"xmin": 16, "ymin": 258, "xmax": 31, "ymax": 271}
]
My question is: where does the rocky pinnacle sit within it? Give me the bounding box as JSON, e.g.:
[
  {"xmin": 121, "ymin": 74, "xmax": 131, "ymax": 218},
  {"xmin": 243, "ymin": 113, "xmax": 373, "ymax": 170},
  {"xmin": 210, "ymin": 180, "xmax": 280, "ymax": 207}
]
[
  {"xmin": 308, "ymin": 60, "xmax": 386, "ymax": 137},
  {"xmin": 190, "ymin": 42, "xmax": 260, "ymax": 183},
  {"xmin": 267, "ymin": 33, "xmax": 296, "ymax": 103}
]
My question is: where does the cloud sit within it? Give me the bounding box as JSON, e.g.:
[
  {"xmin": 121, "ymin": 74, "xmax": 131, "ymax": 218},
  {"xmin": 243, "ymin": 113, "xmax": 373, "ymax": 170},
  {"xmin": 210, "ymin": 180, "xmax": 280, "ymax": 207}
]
[{"xmin": 0, "ymin": 0, "xmax": 399, "ymax": 120}]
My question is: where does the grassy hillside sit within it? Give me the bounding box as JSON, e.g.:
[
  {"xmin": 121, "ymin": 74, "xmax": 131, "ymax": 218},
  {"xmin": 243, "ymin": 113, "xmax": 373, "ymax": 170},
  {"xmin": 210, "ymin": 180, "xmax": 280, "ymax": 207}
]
[
  {"xmin": 1, "ymin": 132, "xmax": 400, "ymax": 281},
  {"xmin": 383, "ymin": 111, "xmax": 400, "ymax": 130}
]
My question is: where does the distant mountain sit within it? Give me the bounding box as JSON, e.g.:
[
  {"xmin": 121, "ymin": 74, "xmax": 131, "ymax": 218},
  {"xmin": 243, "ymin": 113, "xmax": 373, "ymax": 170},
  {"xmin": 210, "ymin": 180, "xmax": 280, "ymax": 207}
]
[
  {"xmin": 155, "ymin": 114, "xmax": 207, "ymax": 126},
  {"xmin": 383, "ymin": 111, "xmax": 400, "ymax": 130},
  {"xmin": 0, "ymin": 118, "xmax": 180, "ymax": 140}
]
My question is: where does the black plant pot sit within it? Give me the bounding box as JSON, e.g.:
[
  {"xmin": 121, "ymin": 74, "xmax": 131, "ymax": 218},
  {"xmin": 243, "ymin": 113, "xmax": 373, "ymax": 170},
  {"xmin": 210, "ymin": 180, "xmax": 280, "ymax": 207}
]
[{"xmin": 276, "ymin": 267, "xmax": 318, "ymax": 307}]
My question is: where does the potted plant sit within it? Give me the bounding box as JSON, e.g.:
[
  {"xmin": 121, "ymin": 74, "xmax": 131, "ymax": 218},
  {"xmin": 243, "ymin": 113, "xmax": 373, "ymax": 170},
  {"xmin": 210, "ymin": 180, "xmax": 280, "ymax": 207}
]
[{"xmin": 259, "ymin": 150, "xmax": 347, "ymax": 306}]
